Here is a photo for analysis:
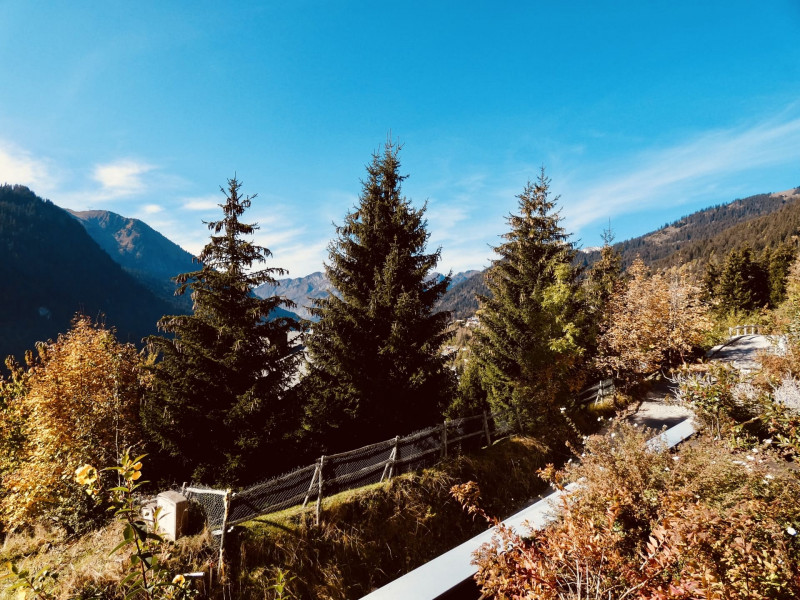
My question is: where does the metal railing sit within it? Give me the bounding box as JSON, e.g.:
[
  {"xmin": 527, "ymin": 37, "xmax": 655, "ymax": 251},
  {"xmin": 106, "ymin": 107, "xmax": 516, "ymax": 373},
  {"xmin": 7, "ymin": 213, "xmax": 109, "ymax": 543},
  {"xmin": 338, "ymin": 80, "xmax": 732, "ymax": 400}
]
[{"xmin": 728, "ymin": 324, "xmax": 761, "ymax": 337}]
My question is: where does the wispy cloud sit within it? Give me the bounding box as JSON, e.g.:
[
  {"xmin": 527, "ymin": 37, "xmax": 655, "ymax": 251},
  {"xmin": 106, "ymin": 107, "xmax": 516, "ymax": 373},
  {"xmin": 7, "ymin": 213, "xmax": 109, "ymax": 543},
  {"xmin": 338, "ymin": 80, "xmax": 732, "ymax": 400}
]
[
  {"xmin": 427, "ymin": 204, "xmax": 469, "ymax": 230},
  {"xmin": 92, "ymin": 159, "xmax": 154, "ymax": 199},
  {"xmin": 562, "ymin": 112, "xmax": 800, "ymax": 230},
  {"xmin": 182, "ymin": 195, "xmax": 220, "ymax": 211},
  {"xmin": 142, "ymin": 204, "xmax": 163, "ymax": 214},
  {"xmin": 272, "ymin": 239, "xmax": 330, "ymax": 277},
  {"xmin": 0, "ymin": 140, "xmax": 57, "ymax": 193}
]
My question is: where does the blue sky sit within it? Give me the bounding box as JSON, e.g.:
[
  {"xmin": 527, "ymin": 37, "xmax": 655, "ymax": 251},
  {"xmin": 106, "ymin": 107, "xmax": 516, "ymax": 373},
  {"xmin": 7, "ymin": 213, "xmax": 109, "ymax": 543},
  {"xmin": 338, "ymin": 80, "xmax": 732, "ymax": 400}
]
[{"xmin": 1, "ymin": 2, "xmax": 799, "ymax": 276}]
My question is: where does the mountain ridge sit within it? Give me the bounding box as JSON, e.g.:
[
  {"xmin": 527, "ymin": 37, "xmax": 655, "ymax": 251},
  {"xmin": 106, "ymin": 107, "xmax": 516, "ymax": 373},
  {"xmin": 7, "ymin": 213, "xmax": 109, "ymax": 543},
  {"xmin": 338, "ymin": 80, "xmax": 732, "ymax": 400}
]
[
  {"xmin": 68, "ymin": 209, "xmax": 197, "ymax": 312},
  {"xmin": 0, "ymin": 185, "xmax": 174, "ymax": 363}
]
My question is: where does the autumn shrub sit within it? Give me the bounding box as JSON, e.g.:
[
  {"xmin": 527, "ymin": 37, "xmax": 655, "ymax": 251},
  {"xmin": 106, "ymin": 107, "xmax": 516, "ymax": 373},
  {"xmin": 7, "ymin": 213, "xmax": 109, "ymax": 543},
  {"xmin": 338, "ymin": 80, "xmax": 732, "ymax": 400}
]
[
  {"xmin": 454, "ymin": 422, "xmax": 800, "ymax": 599},
  {"xmin": 0, "ymin": 316, "xmax": 144, "ymax": 533},
  {"xmin": 1, "ymin": 454, "xmax": 212, "ymax": 600},
  {"xmin": 676, "ymin": 363, "xmax": 800, "ymax": 458},
  {"xmin": 596, "ymin": 260, "xmax": 711, "ymax": 387}
]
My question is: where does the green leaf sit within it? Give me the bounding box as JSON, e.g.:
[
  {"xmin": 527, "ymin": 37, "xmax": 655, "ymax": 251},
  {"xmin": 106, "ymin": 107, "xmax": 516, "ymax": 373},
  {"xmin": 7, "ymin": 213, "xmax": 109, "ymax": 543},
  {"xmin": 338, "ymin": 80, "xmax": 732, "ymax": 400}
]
[
  {"xmin": 120, "ymin": 572, "xmax": 138, "ymax": 586},
  {"xmin": 110, "ymin": 538, "xmax": 133, "ymax": 556}
]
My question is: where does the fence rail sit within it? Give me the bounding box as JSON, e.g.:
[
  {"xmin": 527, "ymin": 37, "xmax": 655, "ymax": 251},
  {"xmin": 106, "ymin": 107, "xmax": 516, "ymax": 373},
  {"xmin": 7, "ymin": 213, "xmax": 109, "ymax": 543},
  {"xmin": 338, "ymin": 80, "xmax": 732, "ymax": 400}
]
[
  {"xmin": 728, "ymin": 324, "xmax": 761, "ymax": 337},
  {"xmin": 182, "ymin": 410, "xmax": 517, "ymax": 537},
  {"xmin": 577, "ymin": 378, "xmax": 615, "ymax": 406}
]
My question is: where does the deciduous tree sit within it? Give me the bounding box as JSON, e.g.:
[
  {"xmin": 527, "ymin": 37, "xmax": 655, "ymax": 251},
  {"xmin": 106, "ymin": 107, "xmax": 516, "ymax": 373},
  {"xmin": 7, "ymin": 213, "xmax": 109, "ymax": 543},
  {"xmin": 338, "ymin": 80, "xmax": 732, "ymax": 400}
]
[
  {"xmin": 0, "ymin": 316, "xmax": 143, "ymax": 531},
  {"xmin": 596, "ymin": 259, "xmax": 710, "ymax": 382}
]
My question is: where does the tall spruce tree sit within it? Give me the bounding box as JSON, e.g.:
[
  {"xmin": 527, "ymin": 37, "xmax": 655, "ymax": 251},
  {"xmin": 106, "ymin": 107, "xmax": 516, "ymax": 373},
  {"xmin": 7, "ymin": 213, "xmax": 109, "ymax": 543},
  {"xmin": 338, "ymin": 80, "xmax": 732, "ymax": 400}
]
[
  {"xmin": 474, "ymin": 169, "xmax": 586, "ymax": 436},
  {"xmin": 302, "ymin": 141, "xmax": 454, "ymax": 451},
  {"xmin": 142, "ymin": 178, "xmax": 299, "ymax": 484},
  {"xmin": 714, "ymin": 245, "xmax": 770, "ymax": 314},
  {"xmin": 586, "ymin": 228, "xmax": 622, "ymax": 315},
  {"xmin": 585, "ymin": 227, "xmax": 622, "ymax": 354}
]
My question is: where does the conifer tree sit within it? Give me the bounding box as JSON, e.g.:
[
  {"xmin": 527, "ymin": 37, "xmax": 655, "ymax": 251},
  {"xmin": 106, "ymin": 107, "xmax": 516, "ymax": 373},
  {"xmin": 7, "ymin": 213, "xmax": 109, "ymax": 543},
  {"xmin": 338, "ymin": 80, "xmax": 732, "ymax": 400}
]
[
  {"xmin": 142, "ymin": 178, "xmax": 299, "ymax": 484},
  {"xmin": 302, "ymin": 141, "xmax": 454, "ymax": 451},
  {"xmin": 586, "ymin": 228, "xmax": 622, "ymax": 315},
  {"xmin": 585, "ymin": 228, "xmax": 622, "ymax": 353},
  {"xmin": 714, "ymin": 245, "xmax": 770, "ymax": 313},
  {"xmin": 474, "ymin": 169, "xmax": 586, "ymax": 435},
  {"xmin": 767, "ymin": 242, "xmax": 796, "ymax": 306}
]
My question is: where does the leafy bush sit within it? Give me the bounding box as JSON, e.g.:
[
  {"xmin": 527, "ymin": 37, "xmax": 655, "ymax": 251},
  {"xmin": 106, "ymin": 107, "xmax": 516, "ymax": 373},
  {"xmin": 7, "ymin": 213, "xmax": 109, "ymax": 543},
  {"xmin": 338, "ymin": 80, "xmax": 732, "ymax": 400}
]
[
  {"xmin": 676, "ymin": 363, "xmax": 800, "ymax": 458},
  {"xmin": 596, "ymin": 260, "xmax": 711, "ymax": 386},
  {"xmin": 1, "ymin": 454, "xmax": 207, "ymax": 600},
  {"xmin": 454, "ymin": 422, "xmax": 800, "ymax": 599},
  {"xmin": 0, "ymin": 316, "xmax": 144, "ymax": 533}
]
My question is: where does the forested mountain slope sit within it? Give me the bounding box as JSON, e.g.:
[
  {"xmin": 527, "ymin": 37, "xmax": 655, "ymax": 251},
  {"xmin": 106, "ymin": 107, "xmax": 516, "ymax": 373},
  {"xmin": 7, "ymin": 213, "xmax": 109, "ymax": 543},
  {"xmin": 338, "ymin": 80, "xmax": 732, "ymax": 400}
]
[
  {"xmin": 254, "ymin": 271, "xmax": 334, "ymax": 321},
  {"xmin": 650, "ymin": 188, "xmax": 800, "ymax": 272},
  {"xmin": 258, "ymin": 270, "xmax": 480, "ymax": 321},
  {"xmin": 579, "ymin": 187, "xmax": 800, "ymax": 271},
  {"xmin": 435, "ymin": 270, "xmax": 489, "ymax": 320},
  {"xmin": 441, "ymin": 187, "xmax": 800, "ymax": 319},
  {"xmin": 0, "ymin": 185, "xmax": 173, "ymax": 362},
  {"xmin": 69, "ymin": 209, "xmax": 196, "ymax": 312}
]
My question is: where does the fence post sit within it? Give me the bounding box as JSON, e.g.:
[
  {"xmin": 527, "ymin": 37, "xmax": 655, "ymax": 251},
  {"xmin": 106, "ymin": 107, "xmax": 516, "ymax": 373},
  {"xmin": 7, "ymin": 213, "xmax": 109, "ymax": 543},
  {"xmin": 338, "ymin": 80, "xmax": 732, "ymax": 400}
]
[
  {"xmin": 381, "ymin": 436, "xmax": 400, "ymax": 482},
  {"xmin": 315, "ymin": 455, "xmax": 325, "ymax": 526},
  {"xmin": 218, "ymin": 489, "xmax": 232, "ymax": 580},
  {"xmin": 302, "ymin": 461, "xmax": 321, "ymax": 508},
  {"xmin": 515, "ymin": 405, "xmax": 524, "ymax": 434},
  {"xmin": 441, "ymin": 420, "xmax": 448, "ymax": 458},
  {"xmin": 482, "ymin": 411, "xmax": 491, "ymax": 446}
]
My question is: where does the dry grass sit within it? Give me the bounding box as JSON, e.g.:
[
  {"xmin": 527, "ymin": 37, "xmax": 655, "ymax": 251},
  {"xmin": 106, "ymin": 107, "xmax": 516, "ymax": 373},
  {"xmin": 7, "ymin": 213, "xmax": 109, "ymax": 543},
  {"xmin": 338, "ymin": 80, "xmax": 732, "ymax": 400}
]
[
  {"xmin": 1, "ymin": 521, "xmax": 128, "ymax": 598},
  {"xmin": 0, "ymin": 520, "xmax": 214, "ymax": 599},
  {"xmin": 1, "ymin": 435, "xmax": 550, "ymax": 599},
  {"xmin": 230, "ymin": 435, "xmax": 550, "ymax": 600}
]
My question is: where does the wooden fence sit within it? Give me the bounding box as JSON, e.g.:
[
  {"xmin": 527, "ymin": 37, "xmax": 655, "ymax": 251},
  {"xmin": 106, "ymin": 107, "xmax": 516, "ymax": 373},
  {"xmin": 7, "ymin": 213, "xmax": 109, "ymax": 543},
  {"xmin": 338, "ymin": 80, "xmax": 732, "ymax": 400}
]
[
  {"xmin": 180, "ymin": 378, "xmax": 613, "ymax": 572},
  {"xmin": 182, "ymin": 410, "xmax": 516, "ymax": 549},
  {"xmin": 577, "ymin": 378, "xmax": 615, "ymax": 406}
]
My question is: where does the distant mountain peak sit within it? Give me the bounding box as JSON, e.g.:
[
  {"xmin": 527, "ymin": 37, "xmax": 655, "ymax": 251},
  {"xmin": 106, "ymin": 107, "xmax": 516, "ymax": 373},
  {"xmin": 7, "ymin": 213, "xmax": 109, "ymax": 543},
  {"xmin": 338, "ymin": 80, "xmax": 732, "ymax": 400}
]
[
  {"xmin": 69, "ymin": 209, "xmax": 197, "ymax": 312},
  {"xmin": 0, "ymin": 186, "xmax": 175, "ymax": 362}
]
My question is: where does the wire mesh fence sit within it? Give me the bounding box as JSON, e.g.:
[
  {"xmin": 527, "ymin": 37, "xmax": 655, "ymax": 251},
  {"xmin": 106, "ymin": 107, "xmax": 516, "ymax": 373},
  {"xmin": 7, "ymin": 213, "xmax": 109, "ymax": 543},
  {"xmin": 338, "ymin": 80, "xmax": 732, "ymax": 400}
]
[
  {"xmin": 180, "ymin": 409, "xmax": 513, "ymax": 537},
  {"xmin": 175, "ymin": 378, "xmax": 608, "ymax": 570},
  {"xmin": 182, "ymin": 486, "xmax": 228, "ymax": 534}
]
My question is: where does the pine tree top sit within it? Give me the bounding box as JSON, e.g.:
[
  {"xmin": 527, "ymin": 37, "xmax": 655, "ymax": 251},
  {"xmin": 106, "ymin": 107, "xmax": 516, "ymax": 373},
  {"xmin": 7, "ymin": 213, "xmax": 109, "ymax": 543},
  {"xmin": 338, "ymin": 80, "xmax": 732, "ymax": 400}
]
[{"xmin": 321, "ymin": 141, "xmax": 447, "ymax": 312}]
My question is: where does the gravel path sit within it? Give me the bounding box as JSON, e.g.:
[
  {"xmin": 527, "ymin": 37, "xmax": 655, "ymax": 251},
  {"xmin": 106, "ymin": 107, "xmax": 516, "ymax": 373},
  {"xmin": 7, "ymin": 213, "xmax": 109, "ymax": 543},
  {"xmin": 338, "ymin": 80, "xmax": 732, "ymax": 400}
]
[
  {"xmin": 626, "ymin": 335, "xmax": 779, "ymax": 430},
  {"xmin": 709, "ymin": 334, "xmax": 781, "ymax": 371},
  {"xmin": 627, "ymin": 379, "xmax": 691, "ymax": 430}
]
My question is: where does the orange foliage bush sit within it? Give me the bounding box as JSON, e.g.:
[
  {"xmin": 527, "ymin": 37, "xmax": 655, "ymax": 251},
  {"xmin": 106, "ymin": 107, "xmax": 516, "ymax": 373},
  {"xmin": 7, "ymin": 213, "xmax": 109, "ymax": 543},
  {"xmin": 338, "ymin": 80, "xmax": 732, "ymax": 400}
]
[
  {"xmin": 0, "ymin": 316, "xmax": 144, "ymax": 532},
  {"xmin": 596, "ymin": 260, "xmax": 711, "ymax": 384},
  {"xmin": 453, "ymin": 422, "xmax": 800, "ymax": 599}
]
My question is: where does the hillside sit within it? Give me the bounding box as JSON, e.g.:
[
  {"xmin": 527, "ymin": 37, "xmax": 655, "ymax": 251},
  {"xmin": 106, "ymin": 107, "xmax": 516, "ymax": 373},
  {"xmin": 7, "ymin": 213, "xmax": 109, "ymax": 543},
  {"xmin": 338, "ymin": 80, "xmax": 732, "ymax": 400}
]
[
  {"xmin": 579, "ymin": 187, "xmax": 800, "ymax": 272},
  {"xmin": 437, "ymin": 187, "xmax": 800, "ymax": 319},
  {"xmin": 69, "ymin": 209, "xmax": 196, "ymax": 312},
  {"xmin": 0, "ymin": 185, "xmax": 174, "ymax": 363},
  {"xmin": 435, "ymin": 270, "xmax": 489, "ymax": 319},
  {"xmin": 254, "ymin": 271, "xmax": 334, "ymax": 321},
  {"xmin": 650, "ymin": 188, "xmax": 800, "ymax": 272}
]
